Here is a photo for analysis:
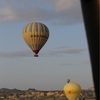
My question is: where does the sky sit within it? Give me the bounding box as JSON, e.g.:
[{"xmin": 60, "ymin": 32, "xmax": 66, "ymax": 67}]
[{"xmin": 0, "ymin": 0, "xmax": 94, "ymax": 90}]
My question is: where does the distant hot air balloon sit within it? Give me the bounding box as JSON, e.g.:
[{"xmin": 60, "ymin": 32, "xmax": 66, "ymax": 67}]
[
  {"xmin": 64, "ymin": 82, "xmax": 81, "ymax": 100},
  {"xmin": 22, "ymin": 22, "xmax": 49, "ymax": 57},
  {"xmin": 66, "ymin": 79, "xmax": 70, "ymax": 83}
]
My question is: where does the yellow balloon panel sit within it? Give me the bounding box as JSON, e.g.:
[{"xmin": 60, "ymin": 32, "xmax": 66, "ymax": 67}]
[
  {"xmin": 22, "ymin": 22, "xmax": 49, "ymax": 53},
  {"xmin": 64, "ymin": 82, "xmax": 81, "ymax": 100}
]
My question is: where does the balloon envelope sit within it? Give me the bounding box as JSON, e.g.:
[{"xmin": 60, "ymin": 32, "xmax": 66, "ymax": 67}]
[
  {"xmin": 64, "ymin": 82, "xmax": 81, "ymax": 100},
  {"xmin": 22, "ymin": 22, "xmax": 49, "ymax": 56}
]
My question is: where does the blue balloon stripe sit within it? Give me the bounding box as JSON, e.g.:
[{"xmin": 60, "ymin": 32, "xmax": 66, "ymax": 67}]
[
  {"xmin": 35, "ymin": 23, "xmax": 38, "ymax": 32},
  {"xmin": 29, "ymin": 23, "xmax": 33, "ymax": 32}
]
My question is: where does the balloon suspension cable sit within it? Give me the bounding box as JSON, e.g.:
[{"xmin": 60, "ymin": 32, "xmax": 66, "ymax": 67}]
[{"xmin": 34, "ymin": 54, "xmax": 38, "ymax": 57}]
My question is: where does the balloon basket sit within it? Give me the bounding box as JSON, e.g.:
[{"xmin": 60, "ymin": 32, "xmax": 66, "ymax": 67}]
[{"xmin": 34, "ymin": 54, "xmax": 38, "ymax": 57}]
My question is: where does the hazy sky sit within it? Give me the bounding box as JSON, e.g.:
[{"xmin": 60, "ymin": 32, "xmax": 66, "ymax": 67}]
[{"xmin": 0, "ymin": 0, "xmax": 94, "ymax": 90}]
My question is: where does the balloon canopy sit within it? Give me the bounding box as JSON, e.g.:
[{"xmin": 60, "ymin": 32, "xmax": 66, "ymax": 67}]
[
  {"xmin": 22, "ymin": 22, "xmax": 49, "ymax": 57},
  {"xmin": 64, "ymin": 82, "xmax": 81, "ymax": 100}
]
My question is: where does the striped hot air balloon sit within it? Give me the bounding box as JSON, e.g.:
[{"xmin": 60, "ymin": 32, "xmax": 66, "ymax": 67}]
[{"xmin": 22, "ymin": 22, "xmax": 49, "ymax": 57}]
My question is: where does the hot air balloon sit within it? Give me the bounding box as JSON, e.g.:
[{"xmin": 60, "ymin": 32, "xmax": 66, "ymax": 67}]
[
  {"xmin": 64, "ymin": 82, "xmax": 81, "ymax": 100},
  {"xmin": 22, "ymin": 22, "xmax": 49, "ymax": 57},
  {"xmin": 66, "ymin": 79, "xmax": 70, "ymax": 83}
]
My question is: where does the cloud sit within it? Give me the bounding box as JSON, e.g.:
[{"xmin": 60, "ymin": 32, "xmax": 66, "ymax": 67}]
[
  {"xmin": 53, "ymin": 0, "xmax": 83, "ymax": 25},
  {"xmin": 0, "ymin": 46, "xmax": 86, "ymax": 58},
  {"xmin": 0, "ymin": 7, "xmax": 17, "ymax": 22},
  {"xmin": 0, "ymin": 0, "xmax": 28, "ymax": 4},
  {"xmin": 47, "ymin": 48, "xmax": 85, "ymax": 57},
  {"xmin": 41, "ymin": 46, "xmax": 86, "ymax": 57},
  {"xmin": 0, "ymin": 50, "xmax": 33, "ymax": 58},
  {"xmin": 0, "ymin": 6, "xmax": 53, "ymax": 23},
  {"xmin": 80, "ymin": 60, "xmax": 91, "ymax": 65},
  {"xmin": 55, "ymin": 0, "xmax": 78, "ymax": 12},
  {"xmin": 0, "ymin": 0, "xmax": 83, "ymax": 25}
]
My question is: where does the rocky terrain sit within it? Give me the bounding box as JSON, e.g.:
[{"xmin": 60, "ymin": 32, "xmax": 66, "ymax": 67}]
[{"xmin": 0, "ymin": 87, "xmax": 96, "ymax": 100}]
